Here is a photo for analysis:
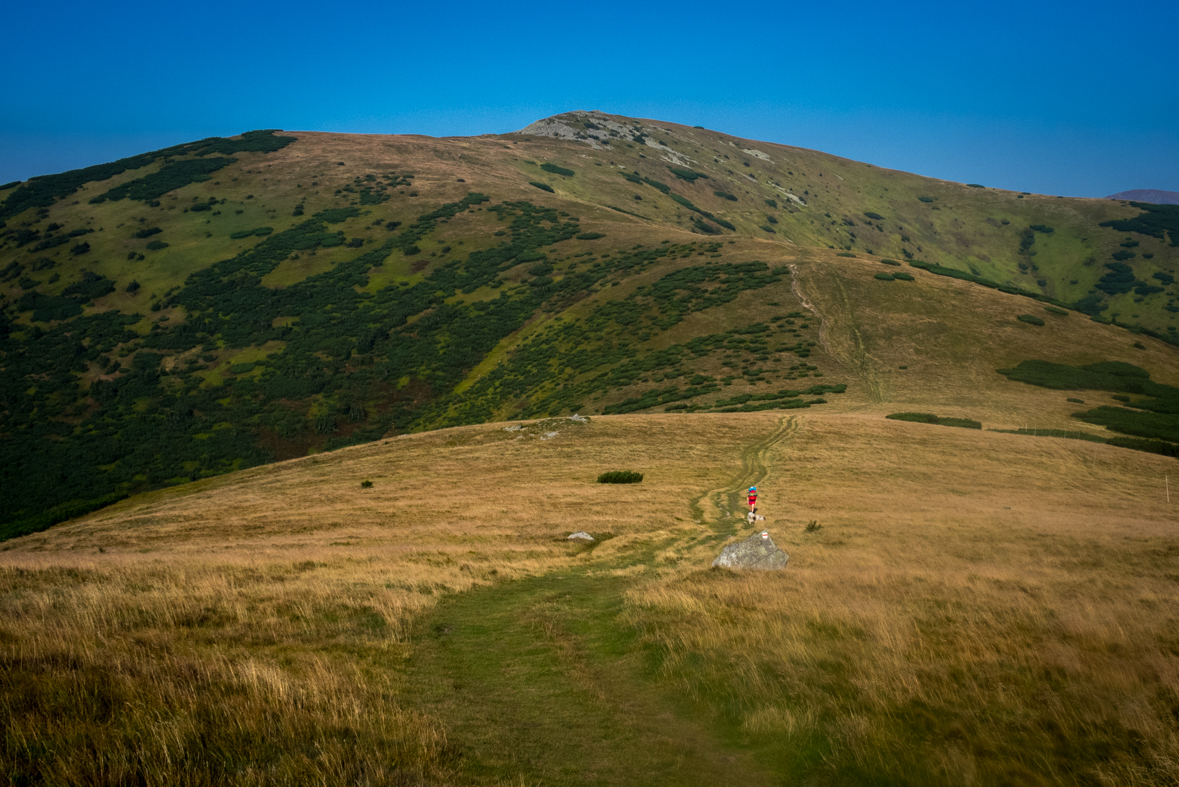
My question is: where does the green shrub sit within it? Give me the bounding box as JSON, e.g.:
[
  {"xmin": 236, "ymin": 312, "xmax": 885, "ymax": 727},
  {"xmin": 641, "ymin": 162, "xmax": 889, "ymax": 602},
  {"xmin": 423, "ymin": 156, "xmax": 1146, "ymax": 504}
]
[
  {"xmin": 1067, "ymin": 397, "xmax": 1084, "ymax": 403},
  {"xmin": 641, "ymin": 177, "xmax": 670, "ymax": 194},
  {"xmin": 230, "ymin": 227, "xmax": 274, "ymax": 239},
  {"xmin": 713, "ymin": 217, "xmax": 736, "ymax": 231},
  {"xmin": 886, "ymin": 412, "xmax": 980, "ymax": 429},
  {"xmin": 1029, "ymin": 225, "xmax": 1054, "ymax": 234},
  {"xmin": 886, "ymin": 412, "xmax": 939, "ymax": 423},
  {"xmin": 1017, "ymin": 314, "xmax": 1045, "ymax": 326},
  {"xmin": 360, "ymin": 479, "xmax": 373, "ymax": 488},
  {"xmin": 540, "ymin": 163, "xmax": 574, "ymax": 177},
  {"xmin": 863, "ymin": 212, "xmax": 884, "ymax": 220},
  {"xmin": 918, "ymin": 196, "xmax": 935, "ymax": 203},
  {"xmin": 316, "ymin": 207, "xmax": 359, "ymax": 223},
  {"xmin": 837, "ymin": 252, "xmax": 856, "ymax": 258},
  {"xmin": 90, "ymin": 158, "xmax": 236, "ymax": 204},
  {"xmin": 1098, "ymin": 202, "xmax": 1179, "ymax": 246},
  {"xmin": 967, "ymin": 183, "xmax": 986, "ymax": 188},
  {"xmin": 576, "ymin": 232, "xmax": 605, "ymax": 240},
  {"xmin": 134, "ymin": 227, "xmax": 162, "ymax": 238},
  {"xmin": 529, "ymin": 181, "xmax": 554, "ymax": 193},
  {"xmin": 938, "ymin": 417, "xmax": 982, "ymax": 429},
  {"xmin": 875, "ymin": 272, "xmax": 895, "ymax": 281},
  {"xmin": 881, "ymin": 259, "xmax": 901, "ymax": 266},
  {"xmin": 667, "ymin": 166, "xmax": 709, "ymax": 182},
  {"xmin": 125, "ymin": 280, "xmax": 140, "ymax": 293},
  {"xmin": 765, "ymin": 199, "xmax": 778, "ymax": 208},
  {"xmin": 1044, "ymin": 306, "xmax": 1069, "ymax": 316},
  {"xmin": 714, "ymin": 191, "xmax": 738, "ymax": 201},
  {"xmin": 1111, "ymin": 249, "xmax": 1136, "ymax": 261},
  {"xmin": 892, "ymin": 272, "xmax": 914, "ymax": 281},
  {"xmin": 597, "ymin": 471, "xmax": 643, "ymax": 484},
  {"xmin": 146, "ymin": 240, "xmax": 169, "ymax": 251},
  {"xmin": 229, "ymin": 362, "xmax": 256, "ymax": 374}
]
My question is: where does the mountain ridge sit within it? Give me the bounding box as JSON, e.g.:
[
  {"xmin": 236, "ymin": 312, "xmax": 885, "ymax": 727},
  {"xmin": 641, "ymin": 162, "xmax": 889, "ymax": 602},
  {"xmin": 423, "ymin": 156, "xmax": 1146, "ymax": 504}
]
[{"xmin": 1, "ymin": 112, "xmax": 1177, "ymax": 539}]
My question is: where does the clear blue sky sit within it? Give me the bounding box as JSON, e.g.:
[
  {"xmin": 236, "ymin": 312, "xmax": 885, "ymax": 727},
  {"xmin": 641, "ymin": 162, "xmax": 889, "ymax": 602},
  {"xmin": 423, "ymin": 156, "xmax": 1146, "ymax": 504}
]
[{"xmin": 2, "ymin": 0, "xmax": 1176, "ymax": 198}]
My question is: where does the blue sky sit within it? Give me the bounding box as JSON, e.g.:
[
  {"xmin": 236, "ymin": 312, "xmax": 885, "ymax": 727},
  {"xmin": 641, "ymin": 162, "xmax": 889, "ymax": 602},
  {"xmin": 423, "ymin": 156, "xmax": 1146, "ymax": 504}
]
[{"xmin": 2, "ymin": 0, "xmax": 1176, "ymax": 198}]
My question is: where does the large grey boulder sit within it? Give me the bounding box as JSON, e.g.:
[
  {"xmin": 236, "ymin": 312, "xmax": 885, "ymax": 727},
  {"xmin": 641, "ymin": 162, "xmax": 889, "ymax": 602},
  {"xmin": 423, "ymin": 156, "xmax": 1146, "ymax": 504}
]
[{"xmin": 712, "ymin": 531, "xmax": 788, "ymax": 570}]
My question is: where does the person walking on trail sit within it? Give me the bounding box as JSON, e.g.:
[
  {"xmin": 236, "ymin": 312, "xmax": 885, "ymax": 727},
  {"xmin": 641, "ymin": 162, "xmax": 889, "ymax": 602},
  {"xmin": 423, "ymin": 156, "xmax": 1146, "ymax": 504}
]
[{"xmin": 747, "ymin": 486, "xmax": 758, "ymax": 514}]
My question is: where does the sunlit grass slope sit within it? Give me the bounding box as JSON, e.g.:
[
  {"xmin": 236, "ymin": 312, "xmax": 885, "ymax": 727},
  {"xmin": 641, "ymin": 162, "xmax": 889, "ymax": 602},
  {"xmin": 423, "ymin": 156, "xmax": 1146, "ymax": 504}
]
[{"xmin": 3, "ymin": 412, "xmax": 1178, "ymax": 784}]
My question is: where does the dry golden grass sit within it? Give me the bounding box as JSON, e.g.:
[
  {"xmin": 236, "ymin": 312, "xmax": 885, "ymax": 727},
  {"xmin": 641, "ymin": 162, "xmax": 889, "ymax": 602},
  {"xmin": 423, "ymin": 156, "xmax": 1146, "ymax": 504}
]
[
  {"xmin": 3, "ymin": 412, "xmax": 1179, "ymax": 784},
  {"xmin": 627, "ymin": 414, "xmax": 1179, "ymax": 784}
]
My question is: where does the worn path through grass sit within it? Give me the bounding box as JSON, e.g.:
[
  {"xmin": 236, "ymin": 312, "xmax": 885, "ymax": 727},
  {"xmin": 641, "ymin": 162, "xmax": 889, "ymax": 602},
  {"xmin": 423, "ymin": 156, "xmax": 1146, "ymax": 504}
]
[{"xmin": 404, "ymin": 417, "xmax": 798, "ymax": 785}]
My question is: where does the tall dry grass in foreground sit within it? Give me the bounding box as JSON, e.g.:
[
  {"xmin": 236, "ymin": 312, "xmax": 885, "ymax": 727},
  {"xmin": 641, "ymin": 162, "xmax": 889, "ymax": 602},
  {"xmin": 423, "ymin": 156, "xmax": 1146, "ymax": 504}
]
[
  {"xmin": 1, "ymin": 415, "xmax": 753, "ymax": 785},
  {"xmin": 3, "ymin": 412, "xmax": 1178, "ymax": 784},
  {"xmin": 626, "ymin": 415, "xmax": 1179, "ymax": 785}
]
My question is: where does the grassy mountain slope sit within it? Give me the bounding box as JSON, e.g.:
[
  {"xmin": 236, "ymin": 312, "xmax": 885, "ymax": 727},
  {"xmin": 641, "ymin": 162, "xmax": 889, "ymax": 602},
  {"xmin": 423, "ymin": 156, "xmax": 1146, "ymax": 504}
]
[
  {"xmin": 3, "ymin": 412, "xmax": 1177, "ymax": 784},
  {"xmin": 2, "ymin": 112, "xmax": 1178, "ymax": 538}
]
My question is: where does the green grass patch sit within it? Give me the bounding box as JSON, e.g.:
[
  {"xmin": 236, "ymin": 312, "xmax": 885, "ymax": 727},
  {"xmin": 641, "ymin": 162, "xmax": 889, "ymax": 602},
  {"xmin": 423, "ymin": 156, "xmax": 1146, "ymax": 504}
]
[{"xmin": 1017, "ymin": 314, "xmax": 1045, "ymax": 326}]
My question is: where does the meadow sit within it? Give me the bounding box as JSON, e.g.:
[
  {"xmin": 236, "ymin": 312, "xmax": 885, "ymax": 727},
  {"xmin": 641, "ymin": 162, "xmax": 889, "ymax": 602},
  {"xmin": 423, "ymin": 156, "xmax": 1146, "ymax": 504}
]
[{"xmin": 3, "ymin": 411, "xmax": 1177, "ymax": 785}]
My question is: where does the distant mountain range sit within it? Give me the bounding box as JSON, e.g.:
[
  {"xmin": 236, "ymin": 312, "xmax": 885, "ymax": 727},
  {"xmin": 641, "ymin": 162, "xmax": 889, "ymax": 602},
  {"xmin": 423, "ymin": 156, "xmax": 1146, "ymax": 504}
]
[{"xmin": 1106, "ymin": 189, "xmax": 1179, "ymax": 205}]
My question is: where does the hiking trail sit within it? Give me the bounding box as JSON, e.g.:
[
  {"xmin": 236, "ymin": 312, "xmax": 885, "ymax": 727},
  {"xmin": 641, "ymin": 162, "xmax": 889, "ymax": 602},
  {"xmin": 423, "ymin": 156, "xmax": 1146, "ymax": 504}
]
[{"xmin": 402, "ymin": 416, "xmax": 798, "ymax": 785}]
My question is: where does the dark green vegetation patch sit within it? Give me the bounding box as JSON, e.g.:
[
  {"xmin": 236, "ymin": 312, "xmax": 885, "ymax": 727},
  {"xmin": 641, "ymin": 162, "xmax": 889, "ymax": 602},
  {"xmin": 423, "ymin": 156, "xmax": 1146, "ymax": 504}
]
[
  {"xmin": 1099, "ymin": 202, "xmax": 1179, "ymax": 246},
  {"xmin": 596, "ymin": 471, "xmax": 643, "ymax": 484},
  {"xmin": 0, "ymin": 130, "xmax": 293, "ymax": 221},
  {"xmin": 90, "ymin": 159, "xmax": 235, "ymax": 204},
  {"xmin": 667, "ymin": 167, "xmax": 709, "ymax": 183},
  {"xmin": 886, "ymin": 412, "xmax": 982, "ymax": 429},
  {"xmin": 1017, "ymin": 314, "xmax": 1045, "ymax": 326},
  {"xmin": 529, "ymin": 182, "xmax": 555, "ymax": 193},
  {"xmin": 540, "ymin": 163, "xmax": 574, "ymax": 177},
  {"xmin": 999, "ymin": 360, "xmax": 1179, "ymax": 452},
  {"xmin": 230, "ymin": 227, "xmax": 275, "ymax": 239}
]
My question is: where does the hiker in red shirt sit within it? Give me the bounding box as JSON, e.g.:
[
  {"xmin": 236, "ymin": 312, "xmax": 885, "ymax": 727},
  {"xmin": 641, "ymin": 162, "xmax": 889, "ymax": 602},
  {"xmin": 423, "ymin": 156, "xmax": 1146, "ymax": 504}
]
[{"xmin": 747, "ymin": 486, "xmax": 758, "ymax": 514}]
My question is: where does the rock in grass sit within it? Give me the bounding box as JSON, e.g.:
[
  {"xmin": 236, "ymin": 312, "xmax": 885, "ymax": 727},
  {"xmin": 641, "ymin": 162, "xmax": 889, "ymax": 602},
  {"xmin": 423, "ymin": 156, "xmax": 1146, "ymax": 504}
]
[
  {"xmin": 568, "ymin": 531, "xmax": 595, "ymax": 542},
  {"xmin": 712, "ymin": 531, "xmax": 788, "ymax": 570}
]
